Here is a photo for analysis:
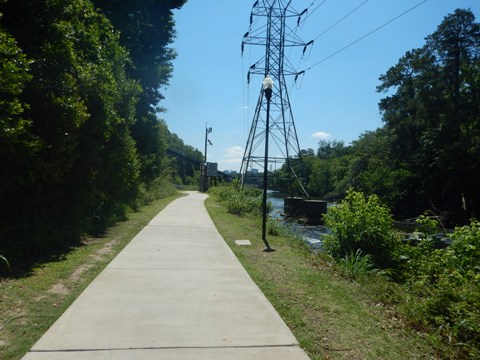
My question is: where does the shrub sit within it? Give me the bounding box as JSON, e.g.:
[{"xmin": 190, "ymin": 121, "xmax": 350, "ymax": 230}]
[
  {"xmin": 323, "ymin": 189, "xmax": 398, "ymax": 268},
  {"xmin": 401, "ymin": 219, "xmax": 480, "ymax": 353},
  {"xmin": 210, "ymin": 182, "xmax": 265, "ymax": 216},
  {"xmin": 138, "ymin": 175, "xmax": 177, "ymax": 205}
]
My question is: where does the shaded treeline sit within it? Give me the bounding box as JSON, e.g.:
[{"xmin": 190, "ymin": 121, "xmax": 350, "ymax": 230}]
[
  {"xmin": 277, "ymin": 9, "xmax": 480, "ymax": 225},
  {"xmin": 165, "ymin": 125, "xmax": 203, "ymax": 185},
  {"xmin": 0, "ymin": 0, "xmax": 190, "ymax": 268}
]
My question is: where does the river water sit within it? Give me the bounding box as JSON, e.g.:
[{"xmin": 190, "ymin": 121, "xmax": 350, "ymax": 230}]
[{"xmin": 268, "ymin": 192, "xmax": 331, "ymax": 250}]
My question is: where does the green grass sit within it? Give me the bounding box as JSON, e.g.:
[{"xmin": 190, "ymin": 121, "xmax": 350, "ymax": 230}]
[
  {"xmin": 205, "ymin": 195, "xmax": 444, "ymax": 360},
  {"xmin": 0, "ymin": 193, "xmax": 181, "ymax": 360}
]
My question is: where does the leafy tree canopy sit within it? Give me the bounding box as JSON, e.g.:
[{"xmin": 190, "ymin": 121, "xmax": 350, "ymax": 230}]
[
  {"xmin": 377, "ymin": 8, "xmax": 480, "ymax": 221},
  {"xmin": 92, "ymin": 0, "xmax": 188, "ymax": 183},
  {"xmin": 0, "ymin": 0, "xmax": 142, "ymax": 261}
]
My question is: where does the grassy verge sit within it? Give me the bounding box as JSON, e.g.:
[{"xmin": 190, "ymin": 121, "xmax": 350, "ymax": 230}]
[
  {"xmin": 205, "ymin": 194, "xmax": 443, "ymax": 360},
  {"xmin": 0, "ymin": 193, "xmax": 181, "ymax": 360}
]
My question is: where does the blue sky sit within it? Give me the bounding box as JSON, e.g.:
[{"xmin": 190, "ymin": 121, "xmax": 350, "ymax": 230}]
[{"xmin": 161, "ymin": 0, "xmax": 480, "ymax": 171}]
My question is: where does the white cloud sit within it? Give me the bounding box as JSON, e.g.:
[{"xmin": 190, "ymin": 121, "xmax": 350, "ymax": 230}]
[
  {"xmin": 235, "ymin": 105, "xmax": 250, "ymax": 111},
  {"xmin": 224, "ymin": 145, "xmax": 244, "ymax": 159},
  {"xmin": 216, "ymin": 146, "xmax": 244, "ymax": 171},
  {"xmin": 311, "ymin": 131, "xmax": 331, "ymax": 139}
]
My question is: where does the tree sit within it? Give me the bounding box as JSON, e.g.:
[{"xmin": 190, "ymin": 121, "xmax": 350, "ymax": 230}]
[
  {"xmin": 308, "ymin": 159, "xmax": 335, "ymax": 197},
  {"xmin": 346, "ymin": 129, "xmax": 412, "ymax": 213},
  {"xmin": 0, "ymin": 0, "xmax": 141, "ymax": 261},
  {"xmin": 0, "ymin": 25, "xmax": 33, "ymax": 146},
  {"xmin": 92, "ymin": 0, "xmax": 186, "ymax": 113},
  {"xmin": 164, "ymin": 123, "xmax": 203, "ymax": 185},
  {"xmin": 316, "ymin": 140, "xmax": 348, "ymax": 160},
  {"xmin": 92, "ymin": 0, "xmax": 188, "ymax": 184},
  {"xmin": 0, "ymin": 24, "xmax": 38, "ymax": 210},
  {"xmin": 377, "ymin": 9, "xmax": 480, "ymax": 223},
  {"xmin": 307, "ymin": 140, "xmax": 350, "ymax": 199}
]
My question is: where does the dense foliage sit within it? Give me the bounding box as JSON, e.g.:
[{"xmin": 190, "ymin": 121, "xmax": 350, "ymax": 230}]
[
  {"xmin": 92, "ymin": 0, "xmax": 187, "ymax": 184},
  {"xmin": 0, "ymin": 0, "xmax": 188, "ymax": 268},
  {"xmin": 399, "ymin": 219, "xmax": 480, "ymax": 355},
  {"xmin": 0, "ymin": 24, "xmax": 33, "ymax": 151},
  {"xmin": 274, "ymin": 9, "xmax": 480, "ymax": 225},
  {"xmin": 323, "ymin": 190, "xmax": 398, "ymax": 269},
  {"xmin": 164, "ymin": 121, "xmax": 203, "ymax": 185},
  {"xmin": 378, "ymin": 9, "xmax": 480, "ymax": 222},
  {"xmin": 209, "ymin": 181, "xmax": 264, "ymax": 217},
  {"xmin": 324, "ymin": 192, "xmax": 480, "ymax": 357}
]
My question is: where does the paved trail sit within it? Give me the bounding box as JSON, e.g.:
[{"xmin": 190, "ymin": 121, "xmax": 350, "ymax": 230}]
[{"xmin": 23, "ymin": 192, "xmax": 310, "ymax": 359}]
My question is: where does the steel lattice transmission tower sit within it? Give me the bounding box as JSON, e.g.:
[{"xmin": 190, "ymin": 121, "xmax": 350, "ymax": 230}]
[{"xmin": 240, "ymin": 0, "xmax": 307, "ymax": 195}]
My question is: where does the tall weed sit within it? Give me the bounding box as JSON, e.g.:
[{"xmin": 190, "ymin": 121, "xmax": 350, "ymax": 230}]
[{"xmin": 336, "ymin": 249, "xmax": 378, "ymax": 282}]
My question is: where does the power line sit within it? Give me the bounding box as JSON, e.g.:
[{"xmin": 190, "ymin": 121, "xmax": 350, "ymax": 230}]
[
  {"xmin": 302, "ymin": 0, "xmax": 328, "ymax": 22},
  {"xmin": 313, "ymin": 0, "xmax": 369, "ymax": 41},
  {"xmin": 294, "ymin": 0, "xmax": 368, "ymax": 74},
  {"xmin": 305, "ymin": 0, "xmax": 429, "ymax": 71}
]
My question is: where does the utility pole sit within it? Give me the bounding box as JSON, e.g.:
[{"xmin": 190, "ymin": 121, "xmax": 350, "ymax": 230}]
[
  {"xmin": 204, "ymin": 124, "xmax": 212, "ymax": 164},
  {"xmin": 201, "ymin": 124, "xmax": 212, "ymax": 192}
]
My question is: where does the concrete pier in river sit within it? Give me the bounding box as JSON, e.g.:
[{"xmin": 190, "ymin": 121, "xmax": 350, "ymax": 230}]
[{"xmin": 284, "ymin": 197, "xmax": 327, "ymax": 225}]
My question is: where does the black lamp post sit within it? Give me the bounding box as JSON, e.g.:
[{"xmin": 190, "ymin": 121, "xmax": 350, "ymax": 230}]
[{"xmin": 262, "ymin": 76, "xmax": 274, "ymax": 252}]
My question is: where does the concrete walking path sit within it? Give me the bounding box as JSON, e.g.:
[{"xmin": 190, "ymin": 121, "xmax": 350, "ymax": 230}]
[{"xmin": 23, "ymin": 192, "xmax": 310, "ymax": 359}]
